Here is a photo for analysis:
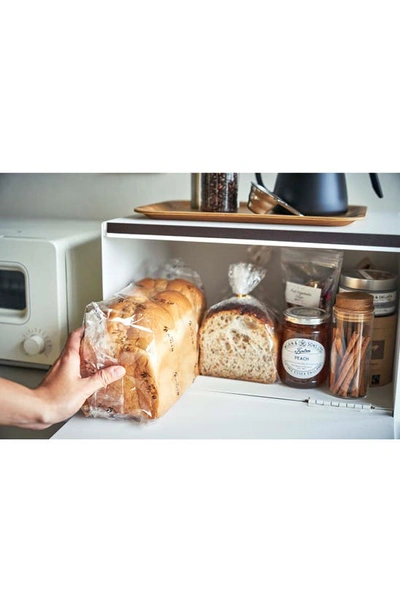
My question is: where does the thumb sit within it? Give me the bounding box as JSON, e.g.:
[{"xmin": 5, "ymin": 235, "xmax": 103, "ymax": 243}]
[{"xmin": 83, "ymin": 365, "xmax": 126, "ymax": 397}]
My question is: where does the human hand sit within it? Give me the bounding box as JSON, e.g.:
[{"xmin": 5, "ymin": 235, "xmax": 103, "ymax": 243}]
[{"xmin": 35, "ymin": 327, "xmax": 125, "ymax": 427}]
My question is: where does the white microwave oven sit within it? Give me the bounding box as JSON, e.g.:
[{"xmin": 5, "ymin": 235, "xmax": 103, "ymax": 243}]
[{"xmin": 0, "ymin": 218, "xmax": 102, "ymax": 368}]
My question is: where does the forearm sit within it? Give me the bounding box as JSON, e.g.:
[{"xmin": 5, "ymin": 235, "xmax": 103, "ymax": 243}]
[{"xmin": 0, "ymin": 378, "xmax": 49, "ymax": 430}]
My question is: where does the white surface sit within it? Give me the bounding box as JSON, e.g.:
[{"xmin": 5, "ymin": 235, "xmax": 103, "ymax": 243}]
[
  {"xmin": 0, "ymin": 217, "xmax": 102, "ymax": 241},
  {"xmin": 4, "ymin": 363, "xmax": 391, "ymax": 442},
  {"xmin": 53, "ymin": 376, "xmax": 394, "ymax": 440},
  {"xmin": 106, "ymin": 205, "xmax": 400, "ymax": 246}
]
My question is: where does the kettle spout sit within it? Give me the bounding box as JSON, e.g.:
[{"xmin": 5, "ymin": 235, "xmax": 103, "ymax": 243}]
[{"xmin": 369, "ymin": 173, "xmax": 384, "ymax": 198}]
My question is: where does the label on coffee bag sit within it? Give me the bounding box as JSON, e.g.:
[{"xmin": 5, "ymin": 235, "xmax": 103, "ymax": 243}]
[{"xmin": 285, "ymin": 282, "xmax": 321, "ymax": 308}]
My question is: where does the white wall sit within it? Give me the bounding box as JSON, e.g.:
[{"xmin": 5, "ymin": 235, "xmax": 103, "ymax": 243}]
[{"xmin": 0, "ymin": 173, "xmax": 399, "ymax": 220}]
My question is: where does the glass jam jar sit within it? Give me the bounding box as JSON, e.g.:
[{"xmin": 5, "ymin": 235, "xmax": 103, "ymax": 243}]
[{"xmin": 279, "ymin": 306, "xmax": 330, "ymax": 388}]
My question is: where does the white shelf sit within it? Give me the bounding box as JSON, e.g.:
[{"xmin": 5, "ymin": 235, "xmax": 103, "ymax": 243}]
[
  {"xmin": 105, "ymin": 208, "xmax": 400, "ymax": 251},
  {"xmin": 53, "ymin": 376, "xmax": 394, "ymax": 440}
]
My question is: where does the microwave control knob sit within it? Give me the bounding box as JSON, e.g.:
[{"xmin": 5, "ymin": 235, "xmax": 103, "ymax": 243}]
[{"xmin": 23, "ymin": 334, "xmax": 46, "ymax": 356}]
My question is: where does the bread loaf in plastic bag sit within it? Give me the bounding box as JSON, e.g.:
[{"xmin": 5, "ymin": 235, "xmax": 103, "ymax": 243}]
[
  {"xmin": 80, "ymin": 260, "xmax": 206, "ymax": 421},
  {"xmin": 199, "ymin": 262, "xmax": 279, "ymax": 384}
]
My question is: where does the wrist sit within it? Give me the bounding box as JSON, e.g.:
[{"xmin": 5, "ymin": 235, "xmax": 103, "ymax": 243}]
[{"xmin": 31, "ymin": 388, "xmax": 54, "ymax": 430}]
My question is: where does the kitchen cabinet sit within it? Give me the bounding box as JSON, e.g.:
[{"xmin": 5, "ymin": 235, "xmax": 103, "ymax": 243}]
[{"xmin": 54, "ymin": 205, "xmax": 400, "ymax": 439}]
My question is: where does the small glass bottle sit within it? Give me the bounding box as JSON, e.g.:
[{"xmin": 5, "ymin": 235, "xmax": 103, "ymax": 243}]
[
  {"xmin": 200, "ymin": 173, "xmax": 238, "ymax": 212},
  {"xmin": 279, "ymin": 307, "xmax": 330, "ymax": 388},
  {"xmin": 330, "ymin": 292, "xmax": 374, "ymax": 398}
]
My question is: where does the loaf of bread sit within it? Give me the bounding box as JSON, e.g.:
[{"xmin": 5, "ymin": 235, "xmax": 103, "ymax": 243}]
[
  {"xmin": 199, "ymin": 297, "xmax": 279, "ymax": 384},
  {"xmin": 80, "ymin": 277, "xmax": 206, "ymax": 420}
]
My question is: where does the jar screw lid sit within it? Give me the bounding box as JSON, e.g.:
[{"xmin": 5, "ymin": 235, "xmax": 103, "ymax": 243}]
[{"xmin": 334, "ymin": 291, "xmax": 374, "ymax": 312}]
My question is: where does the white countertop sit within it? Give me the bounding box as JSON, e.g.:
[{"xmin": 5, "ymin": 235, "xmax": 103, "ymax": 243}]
[
  {"xmin": 53, "ymin": 376, "xmax": 394, "ymax": 440},
  {"xmin": 1, "ymin": 365, "xmax": 394, "ymax": 441}
]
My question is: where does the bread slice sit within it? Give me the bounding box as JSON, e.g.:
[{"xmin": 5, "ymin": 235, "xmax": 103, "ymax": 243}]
[{"xmin": 199, "ymin": 300, "xmax": 278, "ymax": 384}]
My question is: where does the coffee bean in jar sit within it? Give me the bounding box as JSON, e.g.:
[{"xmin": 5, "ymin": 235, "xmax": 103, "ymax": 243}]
[
  {"xmin": 200, "ymin": 173, "xmax": 238, "ymax": 212},
  {"xmin": 278, "ymin": 307, "xmax": 330, "ymax": 388}
]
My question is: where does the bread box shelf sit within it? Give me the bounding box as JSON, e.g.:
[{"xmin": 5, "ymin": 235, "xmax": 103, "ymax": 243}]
[
  {"xmin": 54, "ymin": 375, "xmax": 394, "ymax": 439},
  {"xmin": 55, "ymin": 213, "xmax": 400, "ymax": 439},
  {"xmin": 105, "ymin": 207, "xmax": 400, "ymax": 251}
]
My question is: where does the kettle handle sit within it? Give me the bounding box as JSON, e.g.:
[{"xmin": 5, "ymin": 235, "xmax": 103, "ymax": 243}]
[
  {"xmin": 369, "ymin": 173, "xmax": 383, "ymax": 198},
  {"xmin": 255, "ymin": 173, "xmax": 265, "ymax": 188}
]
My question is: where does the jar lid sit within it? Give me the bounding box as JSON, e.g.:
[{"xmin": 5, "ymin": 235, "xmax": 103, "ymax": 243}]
[
  {"xmin": 334, "ymin": 291, "xmax": 374, "ymax": 312},
  {"xmin": 340, "ymin": 269, "xmax": 398, "ymax": 291},
  {"xmin": 283, "ymin": 306, "xmax": 329, "ymax": 325}
]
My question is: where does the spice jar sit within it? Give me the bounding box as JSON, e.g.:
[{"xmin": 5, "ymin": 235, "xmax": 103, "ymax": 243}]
[
  {"xmin": 200, "ymin": 173, "xmax": 238, "ymax": 212},
  {"xmin": 330, "ymin": 292, "xmax": 374, "ymax": 398},
  {"xmin": 279, "ymin": 307, "xmax": 330, "ymax": 388},
  {"xmin": 339, "ymin": 269, "xmax": 397, "ymax": 316}
]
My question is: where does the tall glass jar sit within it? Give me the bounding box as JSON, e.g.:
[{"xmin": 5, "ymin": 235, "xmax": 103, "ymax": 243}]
[
  {"xmin": 279, "ymin": 306, "xmax": 330, "ymax": 388},
  {"xmin": 199, "ymin": 173, "xmax": 239, "ymax": 212},
  {"xmin": 329, "ymin": 292, "xmax": 374, "ymax": 398}
]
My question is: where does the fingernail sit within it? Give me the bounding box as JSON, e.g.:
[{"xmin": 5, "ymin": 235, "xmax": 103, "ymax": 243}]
[{"xmin": 112, "ymin": 366, "xmax": 126, "ymax": 378}]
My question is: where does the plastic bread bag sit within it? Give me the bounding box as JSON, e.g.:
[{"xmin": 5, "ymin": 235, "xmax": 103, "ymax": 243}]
[
  {"xmin": 280, "ymin": 247, "xmax": 344, "ymax": 313},
  {"xmin": 151, "ymin": 258, "xmax": 205, "ymax": 292},
  {"xmin": 246, "ymin": 245, "xmax": 273, "ymax": 270},
  {"xmin": 79, "ymin": 260, "xmax": 206, "ymax": 421},
  {"xmin": 246, "ymin": 245, "xmax": 283, "ymax": 313},
  {"xmin": 217, "ymin": 246, "xmax": 275, "ymax": 304},
  {"xmin": 199, "ymin": 262, "xmax": 280, "ymax": 384}
]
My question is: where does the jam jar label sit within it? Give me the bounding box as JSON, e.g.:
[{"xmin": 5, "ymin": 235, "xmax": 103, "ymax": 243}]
[{"xmin": 281, "ymin": 338, "xmax": 326, "ymax": 379}]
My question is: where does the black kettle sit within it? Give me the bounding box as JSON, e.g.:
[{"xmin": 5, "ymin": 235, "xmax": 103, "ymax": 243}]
[{"xmin": 255, "ymin": 173, "xmax": 383, "ymax": 216}]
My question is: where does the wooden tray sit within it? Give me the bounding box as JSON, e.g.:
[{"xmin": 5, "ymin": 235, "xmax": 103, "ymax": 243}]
[{"xmin": 134, "ymin": 201, "xmax": 367, "ymax": 227}]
